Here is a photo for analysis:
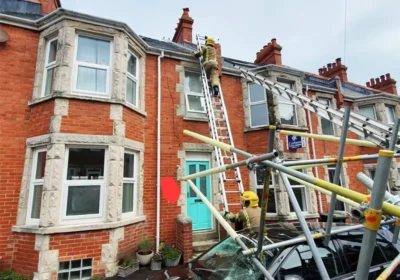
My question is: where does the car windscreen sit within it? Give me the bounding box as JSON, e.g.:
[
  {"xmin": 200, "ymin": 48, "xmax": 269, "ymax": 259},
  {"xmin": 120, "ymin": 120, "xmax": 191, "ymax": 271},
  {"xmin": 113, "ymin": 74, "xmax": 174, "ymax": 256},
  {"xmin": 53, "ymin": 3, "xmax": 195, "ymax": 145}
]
[{"xmin": 190, "ymin": 235, "xmax": 278, "ymax": 279}]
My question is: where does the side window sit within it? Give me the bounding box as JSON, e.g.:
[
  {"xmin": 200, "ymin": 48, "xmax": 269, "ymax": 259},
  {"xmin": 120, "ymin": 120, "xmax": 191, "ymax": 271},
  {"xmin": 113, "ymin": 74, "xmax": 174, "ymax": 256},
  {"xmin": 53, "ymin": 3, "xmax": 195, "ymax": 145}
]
[
  {"xmin": 336, "ymin": 231, "xmax": 386, "ymax": 272},
  {"xmin": 278, "ymin": 241, "xmax": 344, "ymax": 279}
]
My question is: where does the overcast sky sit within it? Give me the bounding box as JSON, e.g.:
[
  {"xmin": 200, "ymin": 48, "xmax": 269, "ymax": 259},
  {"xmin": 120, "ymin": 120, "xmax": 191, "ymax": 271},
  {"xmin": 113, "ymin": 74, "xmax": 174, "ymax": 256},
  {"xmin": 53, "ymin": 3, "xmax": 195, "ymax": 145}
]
[{"xmin": 61, "ymin": 0, "xmax": 400, "ymax": 87}]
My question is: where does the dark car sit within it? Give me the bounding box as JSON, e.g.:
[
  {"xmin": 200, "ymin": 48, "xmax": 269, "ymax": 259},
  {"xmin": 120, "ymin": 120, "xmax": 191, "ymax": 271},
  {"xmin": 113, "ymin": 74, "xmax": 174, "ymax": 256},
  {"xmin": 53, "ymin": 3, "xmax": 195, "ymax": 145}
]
[{"xmin": 147, "ymin": 222, "xmax": 400, "ymax": 280}]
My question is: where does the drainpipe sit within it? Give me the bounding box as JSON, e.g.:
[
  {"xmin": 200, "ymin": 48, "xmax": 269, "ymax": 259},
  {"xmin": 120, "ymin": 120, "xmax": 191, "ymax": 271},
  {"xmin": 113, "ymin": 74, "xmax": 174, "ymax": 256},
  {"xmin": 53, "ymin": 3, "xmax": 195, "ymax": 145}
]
[
  {"xmin": 305, "ymin": 85, "xmax": 323, "ymax": 212},
  {"xmin": 156, "ymin": 50, "xmax": 164, "ymax": 253}
]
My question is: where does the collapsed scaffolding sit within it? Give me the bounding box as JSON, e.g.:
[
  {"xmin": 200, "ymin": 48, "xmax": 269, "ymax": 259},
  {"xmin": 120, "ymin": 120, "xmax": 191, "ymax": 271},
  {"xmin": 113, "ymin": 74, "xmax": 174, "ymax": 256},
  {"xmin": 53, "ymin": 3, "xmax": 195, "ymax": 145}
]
[{"xmin": 179, "ymin": 35, "xmax": 400, "ymax": 279}]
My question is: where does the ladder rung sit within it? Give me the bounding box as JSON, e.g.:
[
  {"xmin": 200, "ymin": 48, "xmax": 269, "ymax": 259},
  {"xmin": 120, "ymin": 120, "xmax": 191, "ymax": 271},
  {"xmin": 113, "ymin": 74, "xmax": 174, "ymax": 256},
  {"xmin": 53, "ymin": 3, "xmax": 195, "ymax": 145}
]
[
  {"xmin": 215, "ymin": 118, "xmax": 225, "ymax": 121},
  {"xmin": 225, "ymin": 191, "xmax": 241, "ymax": 193},
  {"xmin": 218, "ymin": 136, "xmax": 230, "ymax": 140},
  {"xmin": 224, "ymin": 179, "xmax": 241, "ymax": 182},
  {"xmin": 216, "ymin": 127, "xmax": 228, "ymax": 130},
  {"xmin": 227, "ymin": 203, "xmax": 241, "ymax": 206}
]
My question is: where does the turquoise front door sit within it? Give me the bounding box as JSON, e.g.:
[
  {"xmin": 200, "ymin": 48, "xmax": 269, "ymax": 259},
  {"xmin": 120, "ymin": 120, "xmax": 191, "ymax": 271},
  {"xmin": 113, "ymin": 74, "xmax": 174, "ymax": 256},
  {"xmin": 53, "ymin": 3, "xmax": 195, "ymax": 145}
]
[{"xmin": 186, "ymin": 161, "xmax": 212, "ymax": 231}]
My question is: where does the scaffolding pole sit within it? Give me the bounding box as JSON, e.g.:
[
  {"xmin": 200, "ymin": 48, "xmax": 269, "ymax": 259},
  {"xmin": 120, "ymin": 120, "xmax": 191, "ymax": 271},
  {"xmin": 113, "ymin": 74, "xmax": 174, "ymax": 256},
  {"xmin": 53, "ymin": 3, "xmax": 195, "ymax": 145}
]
[
  {"xmin": 324, "ymin": 106, "xmax": 351, "ymax": 246},
  {"xmin": 377, "ymin": 253, "xmax": 400, "ymax": 280},
  {"xmin": 256, "ymin": 125, "xmax": 276, "ymax": 258},
  {"xmin": 355, "ymin": 150, "xmax": 394, "ymax": 280},
  {"xmin": 186, "ymin": 180, "xmax": 274, "ymax": 280},
  {"xmin": 280, "ymin": 172, "xmax": 330, "ymax": 279}
]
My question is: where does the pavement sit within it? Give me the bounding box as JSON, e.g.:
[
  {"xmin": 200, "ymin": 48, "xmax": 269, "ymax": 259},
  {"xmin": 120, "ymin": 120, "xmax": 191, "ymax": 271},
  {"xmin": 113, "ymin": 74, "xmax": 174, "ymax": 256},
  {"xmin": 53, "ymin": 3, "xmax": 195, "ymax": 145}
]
[{"xmin": 109, "ymin": 266, "xmax": 162, "ymax": 280}]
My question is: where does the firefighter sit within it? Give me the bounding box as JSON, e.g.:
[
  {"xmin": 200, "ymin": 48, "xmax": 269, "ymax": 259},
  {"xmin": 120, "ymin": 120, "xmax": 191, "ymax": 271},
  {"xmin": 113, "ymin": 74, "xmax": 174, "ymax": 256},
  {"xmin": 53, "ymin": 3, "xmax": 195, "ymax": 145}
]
[
  {"xmin": 193, "ymin": 36, "xmax": 220, "ymax": 97},
  {"xmin": 223, "ymin": 191, "xmax": 261, "ymax": 232}
]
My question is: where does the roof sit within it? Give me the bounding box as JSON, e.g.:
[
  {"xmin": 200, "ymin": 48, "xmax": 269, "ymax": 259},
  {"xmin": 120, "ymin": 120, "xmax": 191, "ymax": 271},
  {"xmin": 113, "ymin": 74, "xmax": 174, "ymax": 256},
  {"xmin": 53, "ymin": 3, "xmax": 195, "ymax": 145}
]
[{"xmin": 0, "ymin": 0, "xmax": 45, "ymax": 20}]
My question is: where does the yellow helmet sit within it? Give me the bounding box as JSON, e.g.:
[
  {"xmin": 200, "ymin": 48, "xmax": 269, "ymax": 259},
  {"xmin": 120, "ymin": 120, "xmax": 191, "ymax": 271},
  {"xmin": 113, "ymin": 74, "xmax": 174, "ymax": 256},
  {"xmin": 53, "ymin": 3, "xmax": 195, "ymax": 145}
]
[
  {"xmin": 205, "ymin": 37, "xmax": 215, "ymax": 46},
  {"xmin": 241, "ymin": 191, "xmax": 259, "ymax": 207}
]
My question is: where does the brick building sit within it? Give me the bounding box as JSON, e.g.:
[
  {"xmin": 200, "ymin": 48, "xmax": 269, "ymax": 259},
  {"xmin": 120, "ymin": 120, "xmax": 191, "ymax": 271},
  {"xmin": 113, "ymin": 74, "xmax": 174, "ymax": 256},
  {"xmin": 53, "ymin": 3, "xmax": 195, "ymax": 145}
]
[{"xmin": 0, "ymin": 1, "xmax": 399, "ymax": 278}]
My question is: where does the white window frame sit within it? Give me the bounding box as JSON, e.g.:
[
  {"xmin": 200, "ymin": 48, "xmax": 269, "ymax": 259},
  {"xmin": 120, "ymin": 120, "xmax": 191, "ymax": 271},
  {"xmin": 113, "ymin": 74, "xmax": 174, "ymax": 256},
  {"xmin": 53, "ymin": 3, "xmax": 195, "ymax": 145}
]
[
  {"xmin": 122, "ymin": 150, "xmax": 138, "ymax": 219},
  {"xmin": 288, "ymin": 177, "xmax": 308, "ymax": 214},
  {"xmin": 126, "ymin": 51, "xmax": 139, "ymax": 107},
  {"xmin": 41, "ymin": 37, "xmax": 58, "ymax": 97},
  {"xmin": 327, "ymin": 166, "xmax": 346, "ymax": 211},
  {"xmin": 385, "ymin": 105, "xmax": 396, "ymax": 125},
  {"xmin": 318, "ymin": 97, "xmax": 335, "ymax": 135},
  {"xmin": 26, "ymin": 148, "xmax": 47, "ymax": 226},
  {"xmin": 254, "ymin": 171, "xmax": 276, "ymax": 214},
  {"xmin": 72, "ymin": 34, "xmax": 113, "ymax": 98},
  {"xmin": 359, "ymin": 105, "xmax": 377, "ymax": 120},
  {"xmin": 248, "ymin": 83, "xmax": 269, "ymax": 128},
  {"xmin": 277, "ymin": 81, "xmax": 298, "ymax": 126},
  {"xmin": 61, "ymin": 146, "xmax": 108, "ymax": 224},
  {"xmin": 184, "ymin": 71, "xmax": 206, "ymax": 114}
]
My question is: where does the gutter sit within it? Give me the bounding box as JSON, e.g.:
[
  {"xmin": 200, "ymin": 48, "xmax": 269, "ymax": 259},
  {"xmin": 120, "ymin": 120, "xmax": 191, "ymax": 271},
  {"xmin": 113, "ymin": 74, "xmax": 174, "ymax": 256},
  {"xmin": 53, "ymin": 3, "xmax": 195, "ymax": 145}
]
[
  {"xmin": 303, "ymin": 83, "xmax": 337, "ymax": 94},
  {"xmin": 156, "ymin": 50, "xmax": 164, "ymax": 253}
]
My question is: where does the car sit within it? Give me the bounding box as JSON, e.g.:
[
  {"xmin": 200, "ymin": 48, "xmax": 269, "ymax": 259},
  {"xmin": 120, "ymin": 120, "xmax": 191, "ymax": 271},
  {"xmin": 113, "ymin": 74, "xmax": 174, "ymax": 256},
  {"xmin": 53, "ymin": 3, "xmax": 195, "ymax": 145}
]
[{"xmin": 147, "ymin": 222, "xmax": 400, "ymax": 280}]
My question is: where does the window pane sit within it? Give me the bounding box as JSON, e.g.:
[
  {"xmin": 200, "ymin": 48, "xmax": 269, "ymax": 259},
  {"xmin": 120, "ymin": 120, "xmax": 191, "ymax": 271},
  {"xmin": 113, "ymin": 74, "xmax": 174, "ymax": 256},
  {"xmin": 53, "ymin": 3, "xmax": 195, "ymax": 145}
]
[
  {"xmin": 71, "ymin": 259, "xmax": 81, "ymax": 269},
  {"xmin": 288, "ymin": 169, "xmax": 303, "ymax": 185},
  {"xmin": 328, "ymin": 169, "xmax": 345, "ymax": 210},
  {"xmin": 82, "ymin": 269, "xmax": 92, "ymax": 278},
  {"xmin": 188, "ymin": 165, "xmax": 196, "ymax": 197},
  {"xmin": 122, "ymin": 183, "xmax": 134, "ymax": 213},
  {"xmin": 386, "ymin": 105, "xmax": 396, "ymax": 124},
  {"xmin": 255, "ymin": 169, "xmax": 272, "ymax": 186},
  {"xmin": 44, "ymin": 68, "xmax": 55, "ymax": 97},
  {"xmin": 321, "ymin": 118, "xmax": 334, "ymax": 135},
  {"xmin": 199, "ymin": 164, "xmax": 207, "ymax": 196},
  {"xmin": 256, "ymin": 188, "xmax": 276, "ymax": 213},
  {"xmin": 70, "ymin": 271, "xmax": 80, "ymax": 280},
  {"xmin": 58, "ymin": 272, "xmax": 69, "ymax": 280},
  {"xmin": 67, "ymin": 148, "xmax": 104, "ymax": 180},
  {"xmin": 359, "ymin": 105, "xmax": 376, "ymax": 120},
  {"xmin": 31, "ymin": 185, "xmax": 43, "ymax": 219},
  {"xmin": 126, "ymin": 78, "xmax": 137, "ymax": 105},
  {"xmin": 77, "ymin": 36, "xmax": 110, "ymax": 65},
  {"xmin": 66, "ymin": 185, "xmax": 100, "ymax": 216},
  {"xmin": 318, "ymin": 98, "xmax": 330, "ymax": 107},
  {"xmin": 249, "ymin": 83, "xmax": 265, "ymax": 103},
  {"xmin": 76, "ymin": 66, "xmax": 106, "ymax": 93},
  {"xmin": 187, "ymin": 95, "xmax": 205, "ymax": 112},
  {"xmin": 184, "ymin": 72, "xmax": 202, "ymax": 94},
  {"xmin": 127, "ymin": 54, "xmax": 137, "ymax": 76},
  {"xmin": 250, "ymin": 104, "xmax": 269, "ymax": 127},
  {"xmin": 48, "ymin": 40, "xmax": 57, "ymax": 63},
  {"xmin": 123, "ymin": 153, "xmax": 135, "ymax": 178},
  {"xmin": 59, "ymin": 261, "xmax": 70, "ymax": 271},
  {"xmin": 279, "ymin": 103, "xmax": 296, "ymax": 125},
  {"xmin": 289, "ymin": 188, "xmax": 306, "ymax": 212},
  {"xmin": 82, "ymin": 259, "xmax": 92, "ymax": 267},
  {"xmin": 36, "ymin": 151, "xmax": 47, "ymax": 179}
]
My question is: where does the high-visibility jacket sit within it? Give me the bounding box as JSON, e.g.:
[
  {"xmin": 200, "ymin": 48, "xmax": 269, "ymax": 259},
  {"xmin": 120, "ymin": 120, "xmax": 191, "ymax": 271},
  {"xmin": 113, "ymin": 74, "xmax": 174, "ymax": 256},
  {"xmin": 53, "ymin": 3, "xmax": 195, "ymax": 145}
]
[
  {"xmin": 225, "ymin": 206, "xmax": 261, "ymax": 232},
  {"xmin": 194, "ymin": 45, "xmax": 217, "ymax": 65}
]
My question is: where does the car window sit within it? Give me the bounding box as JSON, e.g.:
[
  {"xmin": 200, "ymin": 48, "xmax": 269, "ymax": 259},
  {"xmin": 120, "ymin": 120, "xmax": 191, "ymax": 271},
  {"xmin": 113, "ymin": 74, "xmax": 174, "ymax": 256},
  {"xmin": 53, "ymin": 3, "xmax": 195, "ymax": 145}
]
[
  {"xmin": 277, "ymin": 240, "xmax": 344, "ymax": 279},
  {"xmin": 336, "ymin": 231, "xmax": 386, "ymax": 272}
]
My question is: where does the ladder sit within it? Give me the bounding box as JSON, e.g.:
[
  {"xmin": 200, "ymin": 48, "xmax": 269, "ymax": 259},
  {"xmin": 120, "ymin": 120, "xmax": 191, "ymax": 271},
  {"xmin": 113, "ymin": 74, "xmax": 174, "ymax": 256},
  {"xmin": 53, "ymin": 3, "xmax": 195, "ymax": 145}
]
[
  {"xmin": 195, "ymin": 35, "xmax": 244, "ymax": 213},
  {"xmin": 225, "ymin": 59, "xmax": 400, "ymax": 150}
]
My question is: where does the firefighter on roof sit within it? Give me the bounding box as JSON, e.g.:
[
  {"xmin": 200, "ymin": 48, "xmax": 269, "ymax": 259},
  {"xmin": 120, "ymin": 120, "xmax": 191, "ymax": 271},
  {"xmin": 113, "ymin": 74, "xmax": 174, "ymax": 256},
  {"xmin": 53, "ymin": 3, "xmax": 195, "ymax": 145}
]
[
  {"xmin": 223, "ymin": 191, "xmax": 261, "ymax": 232},
  {"xmin": 193, "ymin": 36, "xmax": 220, "ymax": 97}
]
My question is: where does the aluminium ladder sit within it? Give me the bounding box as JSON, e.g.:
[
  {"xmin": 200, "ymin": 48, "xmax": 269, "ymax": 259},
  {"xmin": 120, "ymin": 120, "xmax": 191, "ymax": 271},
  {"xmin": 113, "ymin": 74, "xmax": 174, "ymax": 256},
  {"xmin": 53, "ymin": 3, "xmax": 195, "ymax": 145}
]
[
  {"xmin": 195, "ymin": 35, "xmax": 244, "ymax": 213},
  {"xmin": 225, "ymin": 59, "xmax": 400, "ymax": 150}
]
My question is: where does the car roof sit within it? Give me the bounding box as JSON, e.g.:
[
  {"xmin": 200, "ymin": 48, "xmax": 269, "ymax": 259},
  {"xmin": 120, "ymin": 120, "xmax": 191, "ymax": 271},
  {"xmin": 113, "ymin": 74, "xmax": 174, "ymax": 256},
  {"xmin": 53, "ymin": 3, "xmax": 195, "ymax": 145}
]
[{"xmin": 237, "ymin": 222, "xmax": 360, "ymax": 243}]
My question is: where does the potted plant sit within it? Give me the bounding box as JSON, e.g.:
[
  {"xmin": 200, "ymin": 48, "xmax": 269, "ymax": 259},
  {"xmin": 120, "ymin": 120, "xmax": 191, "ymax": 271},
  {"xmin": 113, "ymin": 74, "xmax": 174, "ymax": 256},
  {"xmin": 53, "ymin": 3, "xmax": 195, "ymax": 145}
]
[
  {"xmin": 136, "ymin": 237, "xmax": 154, "ymax": 266},
  {"xmin": 117, "ymin": 256, "xmax": 139, "ymax": 277},
  {"xmin": 162, "ymin": 246, "xmax": 182, "ymax": 267},
  {"xmin": 150, "ymin": 253, "xmax": 163, "ymax": 271}
]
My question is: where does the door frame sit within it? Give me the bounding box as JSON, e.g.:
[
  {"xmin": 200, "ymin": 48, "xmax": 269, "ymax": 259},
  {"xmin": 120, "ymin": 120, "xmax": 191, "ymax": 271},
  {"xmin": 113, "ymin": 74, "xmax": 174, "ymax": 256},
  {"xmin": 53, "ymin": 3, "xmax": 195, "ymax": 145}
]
[{"xmin": 185, "ymin": 159, "xmax": 213, "ymax": 231}]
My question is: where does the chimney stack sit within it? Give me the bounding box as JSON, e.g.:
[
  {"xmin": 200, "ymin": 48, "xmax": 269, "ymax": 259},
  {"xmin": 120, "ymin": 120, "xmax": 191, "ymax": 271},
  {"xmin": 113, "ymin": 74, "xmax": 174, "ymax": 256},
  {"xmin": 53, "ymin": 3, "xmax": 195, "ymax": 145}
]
[
  {"xmin": 254, "ymin": 38, "xmax": 282, "ymax": 66},
  {"xmin": 172, "ymin": 8, "xmax": 194, "ymax": 44},
  {"xmin": 366, "ymin": 73, "xmax": 397, "ymax": 95},
  {"xmin": 318, "ymin": 58, "xmax": 348, "ymax": 82}
]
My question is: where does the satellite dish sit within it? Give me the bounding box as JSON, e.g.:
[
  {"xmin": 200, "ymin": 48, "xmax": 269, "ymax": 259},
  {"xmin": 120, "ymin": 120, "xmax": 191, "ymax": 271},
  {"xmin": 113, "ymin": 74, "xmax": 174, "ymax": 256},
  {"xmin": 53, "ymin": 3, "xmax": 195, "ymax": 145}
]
[{"xmin": 0, "ymin": 28, "xmax": 9, "ymax": 43}]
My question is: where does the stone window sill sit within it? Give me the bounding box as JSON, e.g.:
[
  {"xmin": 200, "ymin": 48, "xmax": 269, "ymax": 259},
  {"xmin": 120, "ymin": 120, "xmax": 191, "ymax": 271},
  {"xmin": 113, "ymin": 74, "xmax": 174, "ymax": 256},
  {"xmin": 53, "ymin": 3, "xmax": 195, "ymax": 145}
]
[
  {"xmin": 265, "ymin": 213, "xmax": 320, "ymax": 221},
  {"xmin": 244, "ymin": 125, "xmax": 308, "ymax": 133},
  {"xmin": 183, "ymin": 116, "xmax": 208, "ymax": 122},
  {"xmin": 12, "ymin": 215, "xmax": 146, "ymax": 234},
  {"xmin": 28, "ymin": 94, "xmax": 147, "ymax": 117}
]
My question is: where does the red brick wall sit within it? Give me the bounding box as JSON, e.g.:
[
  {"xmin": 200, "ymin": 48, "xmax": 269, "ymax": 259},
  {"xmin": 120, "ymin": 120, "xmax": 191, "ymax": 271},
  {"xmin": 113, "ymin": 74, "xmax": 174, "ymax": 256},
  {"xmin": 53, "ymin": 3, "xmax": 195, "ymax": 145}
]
[
  {"xmin": 123, "ymin": 108, "xmax": 145, "ymax": 142},
  {"xmin": 61, "ymin": 100, "xmax": 113, "ymax": 135},
  {"xmin": 12, "ymin": 233, "xmax": 38, "ymax": 277},
  {"xmin": 49, "ymin": 231, "xmax": 109, "ymax": 276},
  {"xmin": 118, "ymin": 222, "xmax": 146, "ymax": 258},
  {"xmin": 0, "ymin": 25, "xmax": 40, "ymax": 269},
  {"xmin": 176, "ymin": 217, "xmax": 192, "ymax": 264},
  {"xmin": 29, "ymin": 100, "xmax": 54, "ymax": 137},
  {"xmin": 38, "ymin": 0, "xmax": 60, "ymax": 14}
]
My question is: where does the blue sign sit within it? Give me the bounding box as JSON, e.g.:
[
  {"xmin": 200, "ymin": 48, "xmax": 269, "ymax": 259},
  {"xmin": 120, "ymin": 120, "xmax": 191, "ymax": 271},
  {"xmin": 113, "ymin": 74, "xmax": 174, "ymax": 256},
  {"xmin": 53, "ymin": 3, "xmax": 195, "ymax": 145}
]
[{"xmin": 287, "ymin": 135, "xmax": 306, "ymax": 150}]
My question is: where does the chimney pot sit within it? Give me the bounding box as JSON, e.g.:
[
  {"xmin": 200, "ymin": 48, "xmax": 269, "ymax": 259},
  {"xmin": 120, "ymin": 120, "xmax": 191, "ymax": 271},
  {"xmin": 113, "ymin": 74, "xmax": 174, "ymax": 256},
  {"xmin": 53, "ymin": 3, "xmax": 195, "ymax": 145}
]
[
  {"xmin": 254, "ymin": 38, "xmax": 282, "ymax": 65},
  {"xmin": 327, "ymin": 63, "xmax": 332, "ymax": 70},
  {"xmin": 375, "ymin": 78, "xmax": 380, "ymax": 84},
  {"xmin": 271, "ymin": 38, "xmax": 277, "ymax": 44},
  {"xmin": 386, "ymin": 73, "xmax": 391, "ymax": 79},
  {"xmin": 367, "ymin": 82, "xmax": 371, "ymax": 87},
  {"xmin": 380, "ymin": 75, "xmax": 385, "ymax": 81},
  {"xmin": 332, "ymin": 63, "xmax": 337, "ymax": 68}
]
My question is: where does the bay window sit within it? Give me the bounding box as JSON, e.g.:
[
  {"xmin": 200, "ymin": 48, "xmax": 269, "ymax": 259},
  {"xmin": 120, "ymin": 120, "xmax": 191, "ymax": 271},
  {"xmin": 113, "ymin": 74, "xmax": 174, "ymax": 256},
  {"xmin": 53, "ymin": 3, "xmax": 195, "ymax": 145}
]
[
  {"xmin": 277, "ymin": 81, "xmax": 297, "ymax": 125},
  {"xmin": 385, "ymin": 105, "xmax": 396, "ymax": 125},
  {"xmin": 359, "ymin": 105, "xmax": 377, "ymax": 120},
  {"xmin": 62, "ymin": 147, "xmax": 106, "ymax": 221},
  {"xmin": 126, "ymin": 52, "xmax": 139, "ymax": 106},
  {"xmin": 122, "ymin": 151, "xmax": 138, "ymax": 217},
  {"xmin": 319, "ymin": 98, "xmax": 334, "ymax": 135},
  {"xmin": 74, "ymin": 35, "xmax": 111, "ymax": 96},
  {"xmin": 42, "ymin": 38, "xmax": 57, "ymax": 97},
  {"xmin": 26, "ymin": 148, "xmax": 47, "ymax": 225},
  {"xmin": 248, "ymin": 83, "xmax": 269, "ymax": 127},
  {"xmin": 184, "ymin": 71, "xmax": 205, "ymax": 113}
]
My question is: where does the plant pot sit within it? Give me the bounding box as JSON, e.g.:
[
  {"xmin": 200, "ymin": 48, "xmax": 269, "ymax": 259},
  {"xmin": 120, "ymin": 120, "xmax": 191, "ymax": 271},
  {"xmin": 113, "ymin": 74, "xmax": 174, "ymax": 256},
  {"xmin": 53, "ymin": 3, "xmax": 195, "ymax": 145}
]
[
  {"xmin": 136, "ymin": 251, "xmax": 154, "ymax": 266},
  {"xmin": 163, "ymin": 252, "xmax": 182, "ymax": 267},
  {"xmin": 117, "ymin": 262, "xmax": 139, "ymax": 277},
  {"xmin": 150, "ymin": 258, "xmax": 162, "ymax": 270}
]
